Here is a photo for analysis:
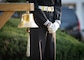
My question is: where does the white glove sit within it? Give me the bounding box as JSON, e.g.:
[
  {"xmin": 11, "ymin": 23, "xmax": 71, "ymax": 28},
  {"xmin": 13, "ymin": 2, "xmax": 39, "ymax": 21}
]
[
  {"xmin": 44, "ymin": 20, "xmax": 52, "ymax": 26},
  {"xmin": 48, "ymin": 20, "xmax": 61, "ymax": 33}
]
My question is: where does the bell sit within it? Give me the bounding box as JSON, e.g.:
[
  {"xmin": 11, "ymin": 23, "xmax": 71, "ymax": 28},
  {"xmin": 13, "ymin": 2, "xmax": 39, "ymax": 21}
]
[
  {"xmin": 18, "ymin": 12, "xmax": 38, "ymax": 57},
  {"xmin": 18, "ymin": 12, "xmax": 38, "ymax": 28}
]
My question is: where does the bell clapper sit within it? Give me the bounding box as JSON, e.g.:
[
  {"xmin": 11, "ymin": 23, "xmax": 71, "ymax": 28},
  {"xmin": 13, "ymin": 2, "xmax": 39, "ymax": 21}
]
[{"xmin": 26, "ymin": 28, "xmax": 30, "ymax": 57}]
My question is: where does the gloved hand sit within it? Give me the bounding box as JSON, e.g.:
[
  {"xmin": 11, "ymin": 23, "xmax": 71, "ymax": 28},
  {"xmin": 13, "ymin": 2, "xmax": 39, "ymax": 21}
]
[
  {"xmin": 48, "ymin": 20, "xmax": 61, "ymax": 33},
  {"xmin": 44, "ymin": 20, "xmax": 52, "ymax": 26}
]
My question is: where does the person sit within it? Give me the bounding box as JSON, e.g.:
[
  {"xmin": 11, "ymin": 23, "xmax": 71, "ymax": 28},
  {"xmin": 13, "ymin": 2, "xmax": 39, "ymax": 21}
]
[{"xmin": 26, "ymin": 0, "xmax": 62, "ymax": 60}]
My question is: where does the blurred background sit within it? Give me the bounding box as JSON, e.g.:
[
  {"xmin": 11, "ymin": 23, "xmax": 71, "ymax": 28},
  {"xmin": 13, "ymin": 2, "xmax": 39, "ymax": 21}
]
[{"xmin": 60, "ymin": 0, "xmax": 84, "ymax": 41}]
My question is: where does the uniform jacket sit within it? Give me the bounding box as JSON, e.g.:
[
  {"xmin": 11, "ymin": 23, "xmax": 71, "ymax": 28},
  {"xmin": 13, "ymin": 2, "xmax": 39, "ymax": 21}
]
[{"xmin": 28, "ymin": 0, "xmax": 62, "ymax": 27}]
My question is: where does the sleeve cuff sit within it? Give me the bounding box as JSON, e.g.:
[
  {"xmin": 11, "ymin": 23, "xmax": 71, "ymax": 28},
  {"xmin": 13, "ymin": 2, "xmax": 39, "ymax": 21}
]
[
  {"xmin": 55, "ymin": 20, "xmax": 61, "ymax": 25},
  {"xmin": 44, "ymin": 20, "xmax": 50, "ymax": 26}
]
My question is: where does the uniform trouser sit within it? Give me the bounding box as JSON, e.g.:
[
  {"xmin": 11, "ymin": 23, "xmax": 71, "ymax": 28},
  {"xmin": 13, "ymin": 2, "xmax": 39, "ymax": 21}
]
[{"xmin": 30, "ymin": 27, "xmax": 56, "ymax": 60}]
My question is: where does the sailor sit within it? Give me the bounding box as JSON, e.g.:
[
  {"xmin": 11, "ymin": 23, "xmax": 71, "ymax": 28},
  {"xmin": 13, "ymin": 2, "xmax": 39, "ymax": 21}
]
[{"xmin": 27, "ymin": 0, "xmax": 62, "ymax": 60}]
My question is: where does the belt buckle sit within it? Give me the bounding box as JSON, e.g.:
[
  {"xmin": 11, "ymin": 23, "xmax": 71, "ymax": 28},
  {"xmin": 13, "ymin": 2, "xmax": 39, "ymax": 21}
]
[
  {"xmin": 48, "ymin": 6, "xmax": 54, "ymax": 12},
  {"xmin": 42, "ymin": 6, "xmax": 44, "ymax": 11}
]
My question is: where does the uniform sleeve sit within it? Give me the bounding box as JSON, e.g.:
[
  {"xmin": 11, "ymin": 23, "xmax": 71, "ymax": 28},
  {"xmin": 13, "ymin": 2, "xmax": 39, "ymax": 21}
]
[
  {"xmin": 28, "ymin": 0, "xmax": 48, "ymax": 24},
  {"xmin": 54, "ymin": 0, "xmax": 62, "ymax": 20}
]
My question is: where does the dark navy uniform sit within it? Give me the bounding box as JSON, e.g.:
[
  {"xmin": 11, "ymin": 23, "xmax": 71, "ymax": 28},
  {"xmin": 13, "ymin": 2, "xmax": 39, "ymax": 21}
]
[{"xmin": 27, "ymin": 0, "xmax": 62, "ymax": 60}]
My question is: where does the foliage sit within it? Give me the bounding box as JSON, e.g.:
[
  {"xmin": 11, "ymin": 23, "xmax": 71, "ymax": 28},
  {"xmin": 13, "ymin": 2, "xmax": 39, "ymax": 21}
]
[
  {"xmin": 0, "ymin": 18, "xmax": 84, "ymax": 60},
  {"xmin": 56, "ymin": 30, "xmax": 84, "ymax": 60},
  {"xmin": 0, "ymin": 18, "xmax": 28, "ymax": 60}
]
